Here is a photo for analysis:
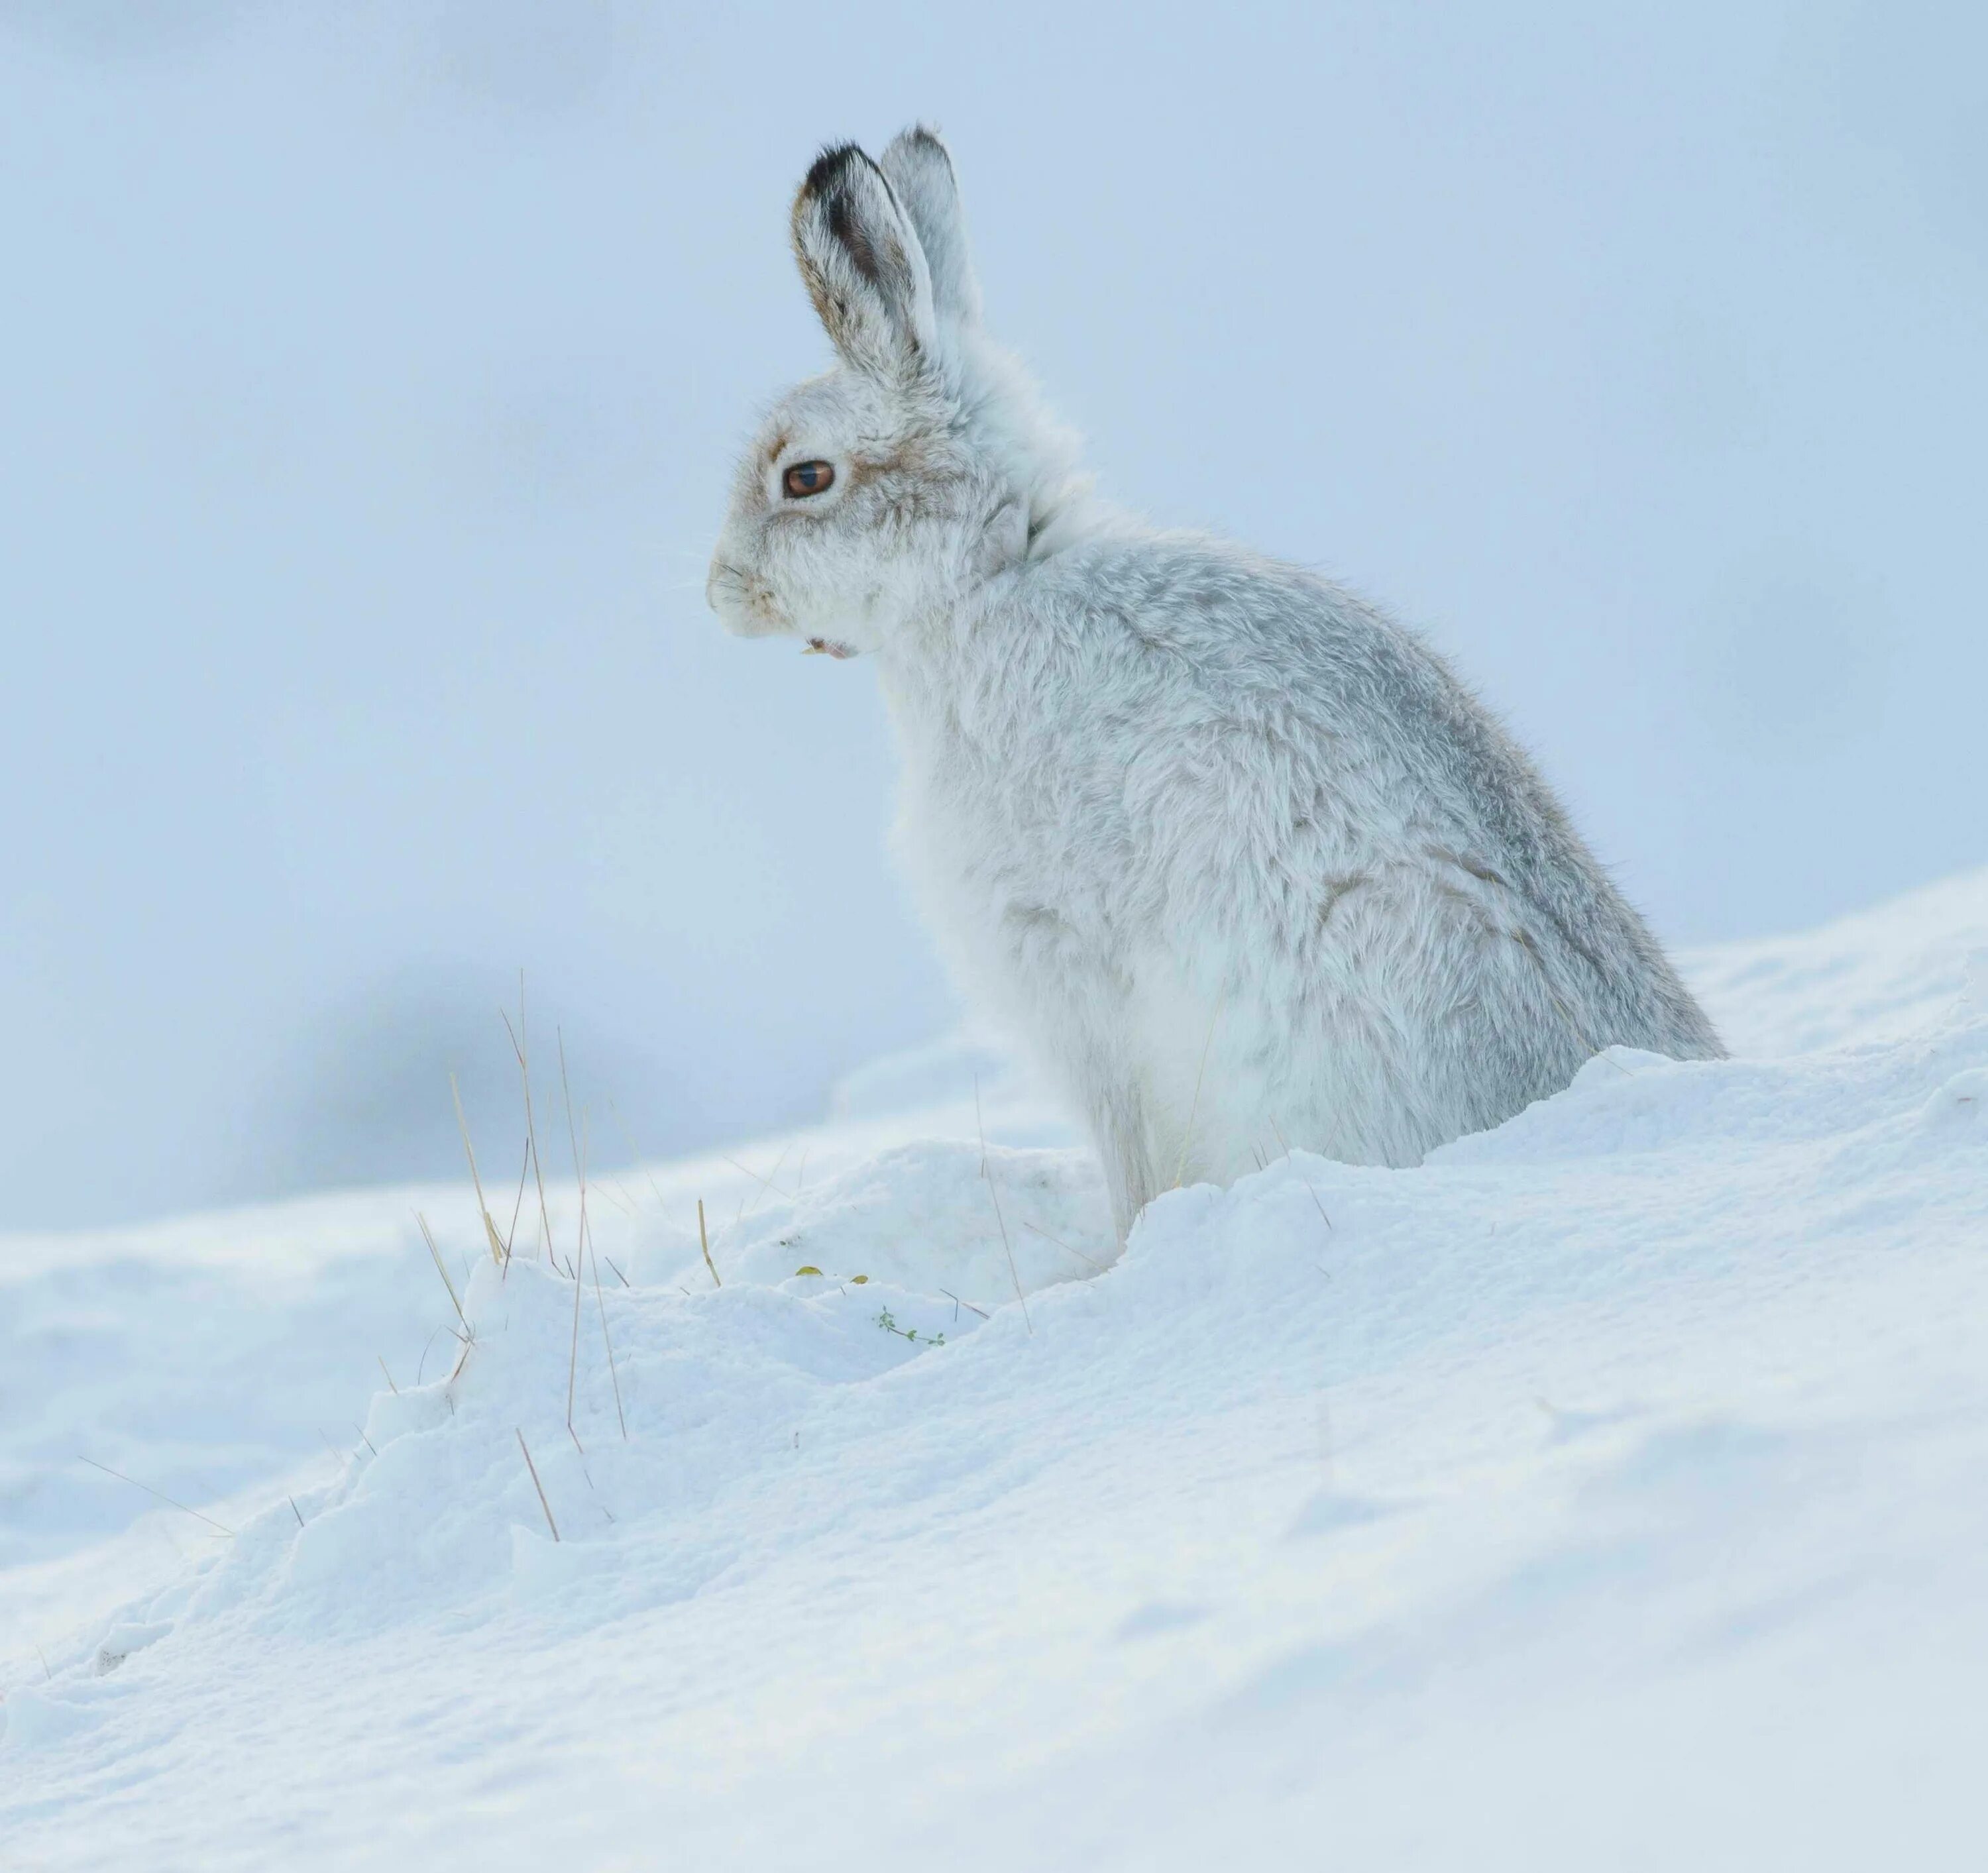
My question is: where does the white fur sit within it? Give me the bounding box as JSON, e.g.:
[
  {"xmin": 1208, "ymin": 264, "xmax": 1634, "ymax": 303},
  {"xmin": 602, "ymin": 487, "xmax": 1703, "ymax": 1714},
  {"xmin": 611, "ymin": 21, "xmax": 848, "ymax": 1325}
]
[{"xmin": 709, "ymin": 129, "xmax": 1723, "ymax": 1239}]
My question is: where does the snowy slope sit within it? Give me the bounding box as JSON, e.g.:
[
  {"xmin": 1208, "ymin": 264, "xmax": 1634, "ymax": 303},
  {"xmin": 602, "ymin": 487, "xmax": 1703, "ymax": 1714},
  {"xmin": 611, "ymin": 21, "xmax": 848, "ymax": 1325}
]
[
  {"xmin": 1685, "ymin": 864, "xmax": 1988, "ymax": 1057},
  {"xmin": 3, "ymin": 873, "xmax": 1987, "ymax": 1870}
]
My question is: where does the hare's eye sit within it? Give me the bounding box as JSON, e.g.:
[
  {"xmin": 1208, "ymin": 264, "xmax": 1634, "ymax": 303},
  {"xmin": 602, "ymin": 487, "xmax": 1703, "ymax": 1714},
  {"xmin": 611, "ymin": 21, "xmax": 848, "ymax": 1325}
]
[{"xmin": 783, "ymin": 460, "xmax": 835, "ymax": 499}]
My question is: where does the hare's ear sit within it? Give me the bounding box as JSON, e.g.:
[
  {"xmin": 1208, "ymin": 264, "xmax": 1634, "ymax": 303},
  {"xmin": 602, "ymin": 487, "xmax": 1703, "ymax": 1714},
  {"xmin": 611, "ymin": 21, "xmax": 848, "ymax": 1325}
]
[
  {"xmin": 791, "ymin": 144, "xmax": 938, "ymax": 382},
  {"xmin": 878, "ymin": 125, "xmax": 981, "ymax": 329}
]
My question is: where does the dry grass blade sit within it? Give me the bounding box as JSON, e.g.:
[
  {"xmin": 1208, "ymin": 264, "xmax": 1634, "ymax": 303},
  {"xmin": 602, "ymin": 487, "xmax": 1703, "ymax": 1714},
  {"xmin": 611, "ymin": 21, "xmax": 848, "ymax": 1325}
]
[
  {"xmin": 504, "ymin": 1135, "xmax": 531, "ymax": 1258},
  {"xmin": 450, "ymin": 1071, "xmax": 510, "ymax": 1268},
  {"xmin": 376, "ymin": 1355, "xmax": 398, "ymax": 1394},
  {"xmin": 515, "ymin": 1429, "xmax": 559, "ymax": 1542},
  {"xmin": 414, "ymin": 1323, "xmax": 447, "ymax": 1386},
  {"xmin": 560, "ymin": 1030, "xmax": 587, "ymax": 1446},
  {"xmin": 976, "ymin": 1075, "xmax": 1030, "ymax": 1332},
  {"xmin": 501, "ymin": 972, "xmax": 555, "ymax": 1261},
  {"xmin": 1021, "ymin": 1219, "xmax": 1107, "ymax": 1273},
  {"xmin": 415, "ymin": 1212, "xmax": 471, "ymax": 1333},
  {"xmin": 589, "ymin": 1230, "xmax": 628, "ymax": 1440},
  {"xmin": 568, "ymin": 1100, "xmax": 628, "ymax": 1442},
  {"xmin": 78, "ymin": 1456, "xmax": 233, "ymax": 1536},
  {"xmin": 746, "ymin": 1144, "xmax": 795, "ymax": 1218},
  {"xmin": 697, "ymin": 1199, "xmax": 722, "ymax": 1288},
  {"xmin": 720, "ymin": 1151, "xmax": 795, "ymax": 1204},
  {"xmin": 592, "ymin": 1179, "xmax": 639, "ymax": 1218},
  {"xmin": 607, "ymin": 1098, "xmax": 667, "ymax": 1208},
  {"xmin": 1268, "ymin": 1118, "xmax": 1334, "ymax": 1232}
]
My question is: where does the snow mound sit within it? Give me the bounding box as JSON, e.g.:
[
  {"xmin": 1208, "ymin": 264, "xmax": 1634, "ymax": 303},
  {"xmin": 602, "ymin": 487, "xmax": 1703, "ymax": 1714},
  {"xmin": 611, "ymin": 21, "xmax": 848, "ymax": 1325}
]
[
  {"xmin": 663, "ymin": 1138, "xmax": 1109, "ymax": 1295},
  {"xmin": 1684, "ymin": 863, "xmax": 1988, "ymax": 1055},
  {"xmin": 4, "ymin": 875, "xmax": 1988, "ymax": 1868}
]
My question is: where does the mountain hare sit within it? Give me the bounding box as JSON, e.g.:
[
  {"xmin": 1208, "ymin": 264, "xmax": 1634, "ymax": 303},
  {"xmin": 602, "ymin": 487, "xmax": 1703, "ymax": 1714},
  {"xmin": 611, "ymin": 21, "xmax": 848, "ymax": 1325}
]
[{"xmin": 708, "ymin": 127, "xmax": 1723, "ymax": 1240}]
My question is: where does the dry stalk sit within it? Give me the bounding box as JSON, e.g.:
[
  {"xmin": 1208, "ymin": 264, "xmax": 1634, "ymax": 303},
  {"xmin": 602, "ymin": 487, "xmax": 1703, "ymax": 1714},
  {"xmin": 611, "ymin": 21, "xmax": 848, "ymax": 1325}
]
[
  {"xmin": 504, "ymin": 1135, "xmax": 531, "ymax": 1257},
  {"xmin": 720, "ymin": 1151, "xmax": 793, "ymax": 1204},
  {"xmin": 1021, "ymin": 1219, "xmax": 1107, "ymax": 1273},
  {"xmin": 976, "ymin": 1075, "xmax": 1030, "ymax": 1332},
  {"xmin": 78, "ymin": 1456, "xmax": 233, "ymax": 1536},
  {"xmin": 450, "ymin": 1071, "xmax": 510, "ymax": 1268},
  {"xmin": 415, "ymin": 1212, "xmax": 471, "ymax": 1334},
  {"xmin": 1268, "ymin": 1118, "xmax": 1335, "ymax": 1233},
  {"xmin": 515, "ymin": 1430, "xmax": 559, "ymax": 1542},
  {"xmin": 696, "ymin": 1199, "xmax": 722, "ymax": 1287},
  {"xmin": 571, "ymin": 1103, "xmax": 627, "ymax": 1441},
  {"xmin": 560, "ymin": 1030, "xmax": 586, "ymax": 1448},
  {"xmin": 718, "ymin": 1144, "xmax": 793, "ymax": 1253},
  {"xmin": 500, "ymin": 972, "xmax": 555, "ymax": 1261},
  {"xmin": 589, "ymin": 1226, "xmax": 628, "ymax": 1439},
  {"xmin": 607, "ymin": 1098, "xmax": 668, "ymax": 1208},
  {"xmin": 592, "ymin": 1180, "xmax": 639, "ymax": 1218}
]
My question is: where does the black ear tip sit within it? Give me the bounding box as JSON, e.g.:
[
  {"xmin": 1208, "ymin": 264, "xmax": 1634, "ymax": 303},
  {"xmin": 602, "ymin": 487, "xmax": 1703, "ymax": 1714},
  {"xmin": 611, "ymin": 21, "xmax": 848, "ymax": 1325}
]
[{"xmin": 802, "ymin": 142, "xmax": 867, "ymax": 200}]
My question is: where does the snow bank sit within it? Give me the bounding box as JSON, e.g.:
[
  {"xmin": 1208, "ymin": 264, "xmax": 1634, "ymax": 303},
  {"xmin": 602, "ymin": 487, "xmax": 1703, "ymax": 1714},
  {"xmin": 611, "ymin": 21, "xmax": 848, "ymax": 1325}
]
[
  {"xmin": 4, "ymin": 873, "xmax": 1988, "ymax": 1868},
  {"xmin": 1684, "ymin": 863, "xmax": 1988, "ymax": 1055}
]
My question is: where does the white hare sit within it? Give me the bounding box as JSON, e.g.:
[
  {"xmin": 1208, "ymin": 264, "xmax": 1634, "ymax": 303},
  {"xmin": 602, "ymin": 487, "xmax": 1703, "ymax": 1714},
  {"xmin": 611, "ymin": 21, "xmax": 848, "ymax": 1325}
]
[{"xmin": 708, "ymin": 127, "xmax": 1723, "ymax": 1240}]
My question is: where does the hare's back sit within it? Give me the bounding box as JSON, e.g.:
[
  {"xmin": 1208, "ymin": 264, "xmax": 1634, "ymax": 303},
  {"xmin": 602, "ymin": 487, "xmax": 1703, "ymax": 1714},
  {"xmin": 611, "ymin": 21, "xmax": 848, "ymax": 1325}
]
[
  {"xmin": 1046, "ymin": 533, "xmax": 1531, "ymax": 831},
  {"xmin": 1028, "ymin": 534, "xmax": 1721, "ymax": 1064}
]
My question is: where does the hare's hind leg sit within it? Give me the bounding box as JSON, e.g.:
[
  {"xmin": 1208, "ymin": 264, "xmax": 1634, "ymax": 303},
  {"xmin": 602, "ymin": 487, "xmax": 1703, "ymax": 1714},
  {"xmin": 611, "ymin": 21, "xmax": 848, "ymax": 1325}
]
[
  {"xmin": 999, "ymin": 936, "xmax": 1164, "ymax": 1244},
  {"xmin": 1025, "ymin": 1016, "xmax": 1156, "ymax": 1244},
  {"xmin": 1083, "ymin": 1077, "xmax": 1161, "ymax": 1248}
]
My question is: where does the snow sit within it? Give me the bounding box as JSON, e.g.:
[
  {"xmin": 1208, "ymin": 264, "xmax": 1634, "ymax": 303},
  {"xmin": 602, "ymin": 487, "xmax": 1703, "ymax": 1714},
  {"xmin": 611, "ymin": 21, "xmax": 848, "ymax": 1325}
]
[{"xmin": 5, "ymin": 871, "xmax": 1988, "ymax": 1868}]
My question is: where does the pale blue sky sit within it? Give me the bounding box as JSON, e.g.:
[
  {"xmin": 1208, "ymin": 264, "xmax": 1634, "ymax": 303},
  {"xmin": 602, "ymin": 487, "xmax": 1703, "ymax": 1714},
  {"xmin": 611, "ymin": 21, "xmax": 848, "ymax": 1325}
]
[{"xmin": 2, "ymin": 0, "xmax": 1982, "ymax": 1226}]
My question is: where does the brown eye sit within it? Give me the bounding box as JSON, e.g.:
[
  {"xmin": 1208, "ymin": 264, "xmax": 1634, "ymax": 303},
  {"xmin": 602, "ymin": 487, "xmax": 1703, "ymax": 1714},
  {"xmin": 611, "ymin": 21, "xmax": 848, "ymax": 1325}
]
[{"xmin": 782, "ymin": 459, "xmax": 835, "ymax": 498}]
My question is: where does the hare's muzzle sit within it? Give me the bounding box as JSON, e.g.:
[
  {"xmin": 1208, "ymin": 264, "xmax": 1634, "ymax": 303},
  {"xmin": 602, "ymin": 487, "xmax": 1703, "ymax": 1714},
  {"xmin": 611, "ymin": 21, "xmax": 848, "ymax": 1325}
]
[{"xmin": 706, "ymin": 559, "xmax": 788, "ymax": 639}]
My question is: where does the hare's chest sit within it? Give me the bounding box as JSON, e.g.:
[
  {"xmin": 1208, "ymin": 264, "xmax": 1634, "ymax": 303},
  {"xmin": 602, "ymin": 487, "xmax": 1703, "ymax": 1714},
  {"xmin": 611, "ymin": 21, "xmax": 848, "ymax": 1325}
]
[
  {"xmin": 891, "ymin": 698, "xmax": 1132, "ymax": 966},
  {"xmin": 901, "ymin": 734, "xmax": 1110, "ymax": 918}
]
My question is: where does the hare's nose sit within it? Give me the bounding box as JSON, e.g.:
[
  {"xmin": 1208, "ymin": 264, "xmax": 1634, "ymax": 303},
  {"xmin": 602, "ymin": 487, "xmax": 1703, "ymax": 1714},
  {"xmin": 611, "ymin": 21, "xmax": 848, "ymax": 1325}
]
[{"xmin": 706, "ymin": 556, "xmax": 753, "ymax": 617}]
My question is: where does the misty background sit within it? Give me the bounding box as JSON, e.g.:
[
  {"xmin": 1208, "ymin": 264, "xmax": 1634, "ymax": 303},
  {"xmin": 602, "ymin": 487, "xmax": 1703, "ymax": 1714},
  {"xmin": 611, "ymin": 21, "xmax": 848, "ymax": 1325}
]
[{"xmin": 1, "ymin": 1, "xmax": 1981, "ymax": 1230}]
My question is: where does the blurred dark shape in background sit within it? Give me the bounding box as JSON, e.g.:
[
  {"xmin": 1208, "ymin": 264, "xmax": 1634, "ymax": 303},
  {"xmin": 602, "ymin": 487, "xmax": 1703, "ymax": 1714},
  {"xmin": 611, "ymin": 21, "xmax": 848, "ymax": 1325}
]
[{"xmin": 245, "ymin": 964, "xmax": 685, "ymax": 1204}]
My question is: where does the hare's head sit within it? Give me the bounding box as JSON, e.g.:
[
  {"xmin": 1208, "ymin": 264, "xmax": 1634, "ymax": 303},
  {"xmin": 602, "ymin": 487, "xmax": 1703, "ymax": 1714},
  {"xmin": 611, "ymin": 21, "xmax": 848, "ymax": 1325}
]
[{"xmin": 707, "ymin": 128, "xmax": 1085, "ymax": 660}]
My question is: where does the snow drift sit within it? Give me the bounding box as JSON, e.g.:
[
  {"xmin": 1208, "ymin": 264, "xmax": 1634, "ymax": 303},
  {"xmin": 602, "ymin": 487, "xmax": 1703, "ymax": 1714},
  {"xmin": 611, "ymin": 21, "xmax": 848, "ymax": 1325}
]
[{"xmin": 3, "ymin": 871, "xmax": 1987, "ymax": 1869}]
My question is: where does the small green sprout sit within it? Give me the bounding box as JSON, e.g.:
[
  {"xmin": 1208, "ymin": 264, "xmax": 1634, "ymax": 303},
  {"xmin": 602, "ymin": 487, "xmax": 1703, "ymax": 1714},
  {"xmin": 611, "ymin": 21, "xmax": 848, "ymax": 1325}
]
[{"xmin": 875, "ymin": 1307, "xmax": 943, "ymax": 1348}]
